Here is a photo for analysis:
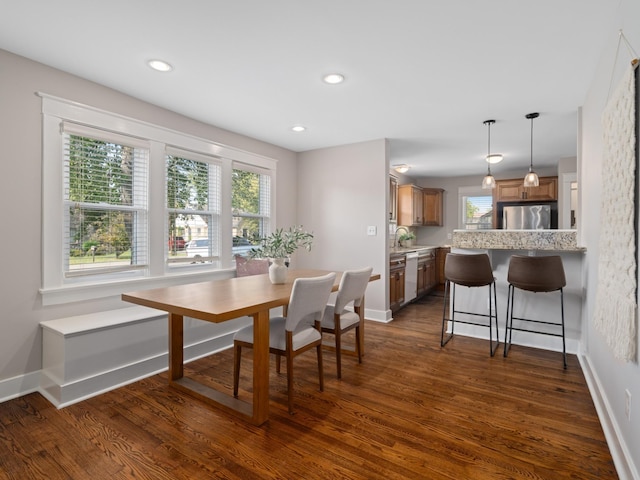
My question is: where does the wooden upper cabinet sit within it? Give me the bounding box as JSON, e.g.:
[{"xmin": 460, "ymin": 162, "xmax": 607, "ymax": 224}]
[
  {"xmin": 398, "ymin": 185, "xmax": 424, "ymax": 226},
  {"xmin": 423, "ymin": 188, "xmax": 444, "ymax": 226},
  {"xmin": 494, "ymin": 176, "xmax": 558, "ymax": 202},
  {"xmin": 492, "ymin": 176, "xmax": 558, "ymax": 228}
]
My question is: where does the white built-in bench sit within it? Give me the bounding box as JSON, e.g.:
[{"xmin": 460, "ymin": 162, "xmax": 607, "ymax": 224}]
[{"xmin": 40, "ymin": 306, "xmax": 252, "ymax": 408}]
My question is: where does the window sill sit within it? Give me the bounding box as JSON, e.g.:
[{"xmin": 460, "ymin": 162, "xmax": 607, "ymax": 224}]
[{"xmin": 40, "ymin": 268, "xmax": 237, "ymax": 306}]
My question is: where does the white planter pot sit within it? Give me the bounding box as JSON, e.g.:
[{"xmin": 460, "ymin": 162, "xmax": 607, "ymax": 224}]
[{"xmin": 269, "ymin": 258, "xmax": 288, "ymax": 284}]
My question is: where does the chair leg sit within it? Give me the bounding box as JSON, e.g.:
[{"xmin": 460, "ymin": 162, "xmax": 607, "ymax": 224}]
[
  {"xmin": 355, "ymin": 324, "xmax": 362, "ymax": 364},
  {"xmin": 504, "ymin": 284, "xmax": 514, "ymax": 357},
  {"xmin": 441, "ymin": 281, "xmax": 454, "ymax": 347},
  {"xmin": 286, "ymin": 351, "xmax": 294, "ymax": 414},
  {"xmin": 317, "ymin": 343, "xmax": 324, "ymax": 392},
  {"xmin": 560, "ymin": 289, "xmax": 567, "ymax": 369},
  {"xmin": 233, "ymin": 343, "xmax": 241, "ymax": 397},
  {"xmin": 335, "ymin": 326, "xmax": 342, "ymax": 379},
  {"xmin": 489, "ymin": 282, "xmax": 499, "ymax": 357}
]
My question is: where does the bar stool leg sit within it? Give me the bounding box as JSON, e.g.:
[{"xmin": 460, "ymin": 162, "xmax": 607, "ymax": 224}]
[
  {"xmin": 441, "ymin": 280, "xmax": 454, "ymax": 347},
  {"xmin": 489, "ymin": 282, "xmax": 499, "ymax": 357},
  {"xmin": 560, "ymin": 288, "xmax": 567, "ymax": 369},
  {"xmin": 504, "ymin": 284, "xmax": 514, "ymax": 357}
]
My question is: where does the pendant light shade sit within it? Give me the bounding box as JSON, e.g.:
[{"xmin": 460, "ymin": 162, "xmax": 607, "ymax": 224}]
[
  {"xmin": 482, "ymin": 119, "xmax": 497, "ymax": 189},
  {"xmin": 524, "ymin": 112, "xmax": 540, "ymax": 187}
]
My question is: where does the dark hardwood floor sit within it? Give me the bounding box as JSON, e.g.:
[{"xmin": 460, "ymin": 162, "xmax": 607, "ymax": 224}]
[{"xmin": 0, "ymin": 295, "xmax": 617, "ymax": 479}]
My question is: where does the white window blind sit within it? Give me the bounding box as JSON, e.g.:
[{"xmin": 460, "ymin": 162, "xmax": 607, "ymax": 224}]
[
  {"xmin": 62, "ymin": 124, "xmax": 149, "ymax": 277},
  {"xmin": 231, "ymin": 165, "xmax": 271, "ymax": 257},
  {"xmin": 462, "ymin": 195, "xmax": 493, "ymax": 230},
  {"xmin": 166, "ymin": 148, "xmax": 221, "ymax": 266}
]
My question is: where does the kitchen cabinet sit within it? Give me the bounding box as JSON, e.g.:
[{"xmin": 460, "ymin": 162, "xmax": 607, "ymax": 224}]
[
  {"xmin": 389, "ymin": 175, "xmax": 398, "ymax": 222},
  {"xmin": 423, "ymin": 188, "xmax": 444, "ymax": 226},
  {"xmin": 398, "ymin": 185, "xmax": 424, "ymax": 226},
  {"xmin": 390, "ymin": 254, "xmax": 406, "ymax": 312},
  {"xmin": 492, "ymin": 176, "xmax": 558, "ymax": 228},
  {"xmin": 436, "ymin": 246, "xmax": 450, "ymax": 291},
  {"xmin": 494, "ymin": 176, "xmax": 557, "ymax": 202},
  {"xmin": 417, "ymin": 250, "xmax": 437, "ymax": 297}
]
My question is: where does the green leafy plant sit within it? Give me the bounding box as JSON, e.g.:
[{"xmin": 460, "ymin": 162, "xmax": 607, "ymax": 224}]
[
  {"xmin": 398, "ymin": 232, "xmax": 416, "ymax": 242},
  {"xmin": 248, "ymin": 225, "xmax": 314, "ymax": 259}
]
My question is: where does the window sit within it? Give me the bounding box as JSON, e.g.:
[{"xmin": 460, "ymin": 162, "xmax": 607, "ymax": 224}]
[
  {"xmin": 459, "ymin": 187, "xmax": 493, "ymax": 230},
  {"xmin": 231, "ymin": 166, "xmax": 271, "ymax": 257},
  {"xmin": 40, "ymin": 93, "xmax": 277, "ymax": 305},
  {"xmin": 63, "ymin": 125, "xmax": 148, "ymax": 278},
  {"xmin": 166, "ymin": 150, "xmax": 221, "ymax": 267}
]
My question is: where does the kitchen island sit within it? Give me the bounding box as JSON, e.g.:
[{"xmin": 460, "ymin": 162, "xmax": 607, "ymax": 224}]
[{"xmin": 448, "ymin": 229, "xmax": 585, "ymax": 357}]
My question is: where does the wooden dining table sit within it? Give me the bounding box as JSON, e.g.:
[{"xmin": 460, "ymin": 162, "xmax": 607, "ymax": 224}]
[{"xmin": 122, "ymin": 269, "xmax": 378, "ymax": 425}]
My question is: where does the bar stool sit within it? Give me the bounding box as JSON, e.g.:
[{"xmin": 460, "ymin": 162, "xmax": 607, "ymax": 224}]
[
  {"xmin": 504, "ymin": 255, "xmax": 567, "ymax": 369},
  {"xmin": 441, "ymin": 253, "xmax": 499, "ymax": 356}
]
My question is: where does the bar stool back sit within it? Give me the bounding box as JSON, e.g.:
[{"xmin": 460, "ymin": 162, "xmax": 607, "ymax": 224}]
[
  {"xmin": 441, "ymin": 253, "xmax": 499, "ymax": 356},
  {"xmin": 504, "ymin": 255, "xmax": 567, "ymax": 368}
]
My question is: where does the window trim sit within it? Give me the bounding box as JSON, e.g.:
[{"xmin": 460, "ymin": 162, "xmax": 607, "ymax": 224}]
[{"xmin": 39, "ymin": 93, "xmax": 278, "ymax": 305}]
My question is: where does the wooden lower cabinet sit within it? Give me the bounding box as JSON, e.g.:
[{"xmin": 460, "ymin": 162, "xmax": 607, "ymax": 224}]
[
  {"xmin": 436, "ymin": 246, "xmax": 451, "ymax": 291},
  {"xmin": 390, "ymin": 255, "xmax": 406, "ymax": 312},
  {"xmin": 417, "ymin": 250, "xmax": 437, "ymax": 298}
]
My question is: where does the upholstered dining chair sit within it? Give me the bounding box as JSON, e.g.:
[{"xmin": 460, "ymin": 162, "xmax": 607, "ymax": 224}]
[
  {"xmin": 321, "ymin": 267, "xmax": 373, "ymax": 379},
  {"xmin": 233, "ymin": 272, "xmax": 336, "ymax": 414}
]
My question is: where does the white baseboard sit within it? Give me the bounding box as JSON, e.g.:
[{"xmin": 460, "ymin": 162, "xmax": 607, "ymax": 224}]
[
  {"xmin": 0, "ymin": 371, "xmax": 41, "ymax": 403},
  {"xmin": 579, "ymin": 354, "xmax": 639, "ymax": 480}
]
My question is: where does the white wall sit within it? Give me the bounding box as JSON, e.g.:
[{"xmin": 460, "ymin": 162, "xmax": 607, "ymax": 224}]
[
  {"xmin": 297, "ymin": 140, "xmax": 389, "ymax": 320},
  {"xmin": 580, "ymin": 2, "xmax": 640, "ymax": 477},
  {"xmin": 0, "ymin": 49, "xmax": 298, "ymax": 390}
]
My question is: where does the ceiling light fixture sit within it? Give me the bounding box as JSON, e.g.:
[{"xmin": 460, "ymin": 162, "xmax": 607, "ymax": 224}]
[
  {"xmin": 291, "ymin": 125, "xmax": 306, "ymax": 132},
  {"xmin": 524, "ymin": 112, "xmax": 540, "ymax": 187},
  {"xmin": 481, "ymin": 120, "xmax": 497, "ymax": 189},
  {"xmin": 147, "ymin": 59, "xmax": 173, "ymax": 72},
  {"xmin": 486, "ymin": 154, "xmax": 503, "ymax": 164},
  {"xmin": 322, "ymin": 73, "xmax": 345, "ymax": 85},
  {"xmin": 393, "ymin": 164, "xmax": 410, "ymax": 174}
]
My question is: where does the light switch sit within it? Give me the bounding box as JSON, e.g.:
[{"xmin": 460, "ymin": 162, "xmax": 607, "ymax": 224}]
[{"xmin": 367, "ymin": 226, "xmax": 377, "ymax": 236}]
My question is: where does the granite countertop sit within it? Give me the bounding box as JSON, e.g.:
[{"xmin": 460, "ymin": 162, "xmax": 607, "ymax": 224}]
[{"xmin": 452, "ymin": 229, "xmax": 585, "ymax": 251}]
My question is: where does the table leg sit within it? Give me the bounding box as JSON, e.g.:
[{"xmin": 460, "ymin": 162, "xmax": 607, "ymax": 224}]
[
  {"xmin": 252, "ymin": 309, "xmax": 270, "ymax": 424},
  {"xmin": 168, "ymin": 313, "xmax": 184, "ymax": 381}
]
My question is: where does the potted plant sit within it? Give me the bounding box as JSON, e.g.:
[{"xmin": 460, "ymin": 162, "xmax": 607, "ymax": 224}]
[
  {"xmin": 398, "ymin": 231, "xmax": 416, "ymax": 248},
  {"xmin": 249, "ymin": 226, "xmax": 314, "ymax": 283}
]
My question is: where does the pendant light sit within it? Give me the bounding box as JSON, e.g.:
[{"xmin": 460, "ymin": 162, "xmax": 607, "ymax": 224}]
[
  {"xmin": 523, "ymin": 112, "xmax": 540, "ymax": 187},
  {"xmin": 482, "ymin": 120, "xmax": 497, "ymax": 189}
]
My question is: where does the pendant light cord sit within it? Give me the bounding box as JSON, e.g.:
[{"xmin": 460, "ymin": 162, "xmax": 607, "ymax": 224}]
[{"xmin": 529, "ymin": 116, "xmax": 534, "ymax": 171}]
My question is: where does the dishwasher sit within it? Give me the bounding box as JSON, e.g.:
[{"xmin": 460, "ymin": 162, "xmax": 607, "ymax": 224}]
[{"xmin": 404, "ymin": 251, "xmax": 419, "ymax": 303}]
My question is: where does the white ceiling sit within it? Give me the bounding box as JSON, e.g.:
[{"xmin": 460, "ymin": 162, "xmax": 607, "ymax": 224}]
[{"xmin": 0, "ymin": 1, "xmax": 619, "ymax": 177}]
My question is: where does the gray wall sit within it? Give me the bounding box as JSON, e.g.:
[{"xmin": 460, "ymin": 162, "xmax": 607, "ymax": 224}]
[
  {"xmin": 580, "ymin": 1, "xmax": 640, "ymax": 476},
  {"xmin": 0, "ymin": 49, "xmax": 298, "ymax": 384}
]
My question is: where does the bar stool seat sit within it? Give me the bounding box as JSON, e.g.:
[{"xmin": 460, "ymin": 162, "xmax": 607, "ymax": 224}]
[
  {"xmin": 504, "ymin": 255, "xmax": 567, "ymax": 368},
  {"xmin": 441, "ymin": 253, "xmax": 499, "ymax": 356}
]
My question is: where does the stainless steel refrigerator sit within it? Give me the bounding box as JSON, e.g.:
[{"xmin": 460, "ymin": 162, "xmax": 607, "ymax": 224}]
[{"xmin": 502, "ymin": 204, "xmax": 551, "ymax": 229}]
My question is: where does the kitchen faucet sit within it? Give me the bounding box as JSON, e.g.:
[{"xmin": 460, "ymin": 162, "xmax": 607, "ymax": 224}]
[{"xmin": 393, "ymin": 226, "xmax": 409, "ymax": 248}]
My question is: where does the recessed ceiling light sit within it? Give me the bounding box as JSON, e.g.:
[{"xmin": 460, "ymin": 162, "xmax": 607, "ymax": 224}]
[
  {"xmin": 486, "ymin": 154, "xmax": 503, "ymax": 164},
  {"xmin": 291, "ymin": 125, "xmax": 306, "ymax": 132},
  {"xmin": 147, "ymin": 59, "xmax": 173, "ymax": 72},
  {"xmin": 322, "ymin": 73, "xmax": 345, "ymax": 85}
]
